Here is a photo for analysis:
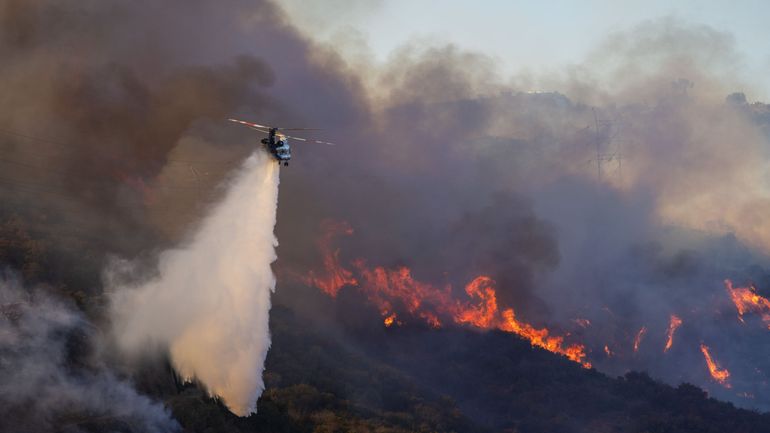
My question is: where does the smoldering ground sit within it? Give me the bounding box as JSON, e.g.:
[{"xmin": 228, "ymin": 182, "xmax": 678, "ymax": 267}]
[{"xmin": 2, "ymin": 0, "xmax": 770, "ymax": 420}]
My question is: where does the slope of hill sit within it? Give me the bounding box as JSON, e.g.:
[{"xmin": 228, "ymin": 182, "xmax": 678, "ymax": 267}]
[
  {"xmin": 2, "ymin": 215, "xmax": 770, "ymax": 433},
  {"xmin": 362, "ymin": 326, "xmax": 770, "ymax": 433}
]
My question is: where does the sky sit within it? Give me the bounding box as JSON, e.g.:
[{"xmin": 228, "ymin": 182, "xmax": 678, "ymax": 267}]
[{"xmin": 279, "ymin": 0, "xmax": 770, "ymax": 99}]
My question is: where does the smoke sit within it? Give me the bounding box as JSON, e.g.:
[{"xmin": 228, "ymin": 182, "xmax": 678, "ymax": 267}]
[
  {"xmin": 0, "ymin": 0, "xmax": 286, "ymax": 260},
  {"xmin": 0, "ymin": 275, "xmax": 179, "ymax": 433},
  {"xmin": 110, "ymin": 151, "xmax": 280, "ymax": 416},
  {"xmin": 271, "ymin": 17, "xmax": 770, "ymax": 409}
]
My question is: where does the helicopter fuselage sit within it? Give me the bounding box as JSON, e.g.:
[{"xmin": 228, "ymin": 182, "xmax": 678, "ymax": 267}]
[{"xmin": 261, "ymin": 128, "xmax": 291, "ymax": 164}]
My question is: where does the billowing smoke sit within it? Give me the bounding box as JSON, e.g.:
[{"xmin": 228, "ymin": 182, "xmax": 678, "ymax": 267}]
[
  {"xmin": 110, "ymin": 151, "xmax": 280, "ymax": 416},
  {"xmin": 273, "ymin": 18, "xmax": 770, "ymax": 409},
  {"xmin": 0, "ymin": 275, "xmax": 179, "ymax": 432}
]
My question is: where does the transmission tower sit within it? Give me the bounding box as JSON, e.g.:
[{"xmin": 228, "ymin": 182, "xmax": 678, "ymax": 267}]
[{"xmin": 591, "ymin": 107, "xmax": 623, "ymax": 182}]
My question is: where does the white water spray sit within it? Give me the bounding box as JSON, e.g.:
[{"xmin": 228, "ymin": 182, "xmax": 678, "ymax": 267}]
[{"xmin": 110, "ymin": 151, "xmax": 279, "ymax": 416}]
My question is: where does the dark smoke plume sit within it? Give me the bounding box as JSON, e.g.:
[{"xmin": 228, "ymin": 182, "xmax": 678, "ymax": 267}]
[{"xmin": 274, "ymin": 17, "xmax": 770, "ymax": 409}]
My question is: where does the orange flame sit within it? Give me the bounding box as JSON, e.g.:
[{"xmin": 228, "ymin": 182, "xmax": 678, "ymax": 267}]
[
  {"xmin": 303, "ymin": 221, "xmax": 591, "ymax": 368},
  {"xmin": 633, "ymin": 326, "xmax": 647, "ymax": 352},
  {"xmin": 700, "ymin": 343, "xmax": 731, "ymax": 388},
  {"xmin": 453, "ymin": 276, "xmax": 499, "ymax": 329},
  {"xmin": 725, "ymin": 279, "xmax": 770, "ymax": 329},
  {"xmin": 355, "ymin": 263, "xmax": 447, "ymax": 328},
  {"xmin": 499, "ymin": 308, "xmax": 590, "ymax": 367},
  {"xmin": 383, "ymin": 313, "xmax": 398, "ymax": 327},
  {"xmin": 354, "ymin": 266, "xmax": 591, "ymax": 366},
  {"xmin": 302, "ymin": 220, "xmax": 358, "ymax": 297},
  {"xmin": 664, "ymin": 315, "xmax": 682, "ymax": 352},
  {"xmin": 604, "ymin": 345, "xmax": 613, "ymax": 357}
]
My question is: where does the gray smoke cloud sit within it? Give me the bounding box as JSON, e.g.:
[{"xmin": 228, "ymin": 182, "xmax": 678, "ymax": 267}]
[
  {"xmin": 273, "ymin": 17, "xmax": 770, "ymax": 409},
  {"xmin": 0, "ymin": 0, "xmax": 285, "ymax": 256},
  {"xmin": 0, "ymin": 274, "xmax": 179, "ymax": 433}
]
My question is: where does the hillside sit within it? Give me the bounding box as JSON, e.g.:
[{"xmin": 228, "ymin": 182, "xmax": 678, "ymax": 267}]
[{"xmin": 2, "ymin": 215, "xmax": 770, "ymax": 432}]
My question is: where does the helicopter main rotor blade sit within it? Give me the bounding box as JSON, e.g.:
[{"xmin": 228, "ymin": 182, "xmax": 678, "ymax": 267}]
[
  {"xmin": 284, "ymin": 134, "xmax": 336, "ymax": 145},
  {"xmin": 283, "ymin": 135, "xmax": 306, "ymax": 141},
  {"xmin": 228, "ymin": 118, "xmax": 273, "ymax": 130},
  {"xmin": 228, "ymin": 118, "xmax": 324, "ymax": 131},
  {"xmin": 229, "ymin": 118, "xmax": 335, "ymax": 144},
  {"xmin": 310, "ymin": 139, "xmax": 336, "ymax": 145}
]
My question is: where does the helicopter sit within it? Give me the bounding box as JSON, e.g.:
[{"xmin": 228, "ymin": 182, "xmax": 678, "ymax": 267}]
[{"xmin": 228, "ymin": 118, "xmax": 334, "ymax": 166}]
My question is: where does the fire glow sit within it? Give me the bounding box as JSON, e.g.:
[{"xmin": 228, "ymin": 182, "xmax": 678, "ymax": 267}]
[
  {"xmin": 304, "ymin": 221, "xmax": 591, "ymax": 368},
  {"xmin": 725, "ymin": 279, "xmax": 770, "ymax": 329},
  {"xmin": 701, "ymin": 344, "xmax": 731, "ymax": 388},
  {"xmin": 633, "ymin": 326, "xmax": 647, "ymax": 353},
  {"xmin": 664, "ymin": 315, "xmax": 683, "ymax": 353},
  {"xmin": 301, "ymin": 220, "xmax": 358, "ymax": 297}
]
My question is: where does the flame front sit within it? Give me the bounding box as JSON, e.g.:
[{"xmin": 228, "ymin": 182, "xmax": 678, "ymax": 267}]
[
  {"xmin": 633, "ymin": 326, "xmax": 647, "ymax": 353},
  {"xmin": 498, "ymin": 308, "xmax": 590, "ymax": 367},
  {"xmin": 700, "ymin": 344, "xmax": 731, "ymax": 388},
  {"xmin": 453, "ymin": 276, "xmax": 499, "ymax": 329},
  {"xmin": 303, "ymin": 222, "xmax": 591, "ymax": 368},
  {"xmin": 664, "ymin": 315, "xmax": 683, "ymax": 352},
  {"xmin": 301, "ymin": 220, "xmax": 358, "ymax": 297},
  {"xmin": 725, "ymin": 279, "xmax": 770, "ymax": 329},
  {"xmin": 355, "ymin": 263, "xmax": 447, "ymax": 328},
  {"xmin": 300, "ymin": 223, "xmax": 770, "ymax": 398}
]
